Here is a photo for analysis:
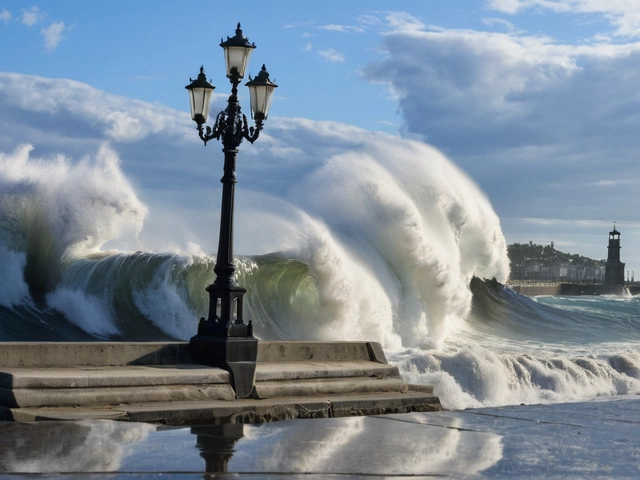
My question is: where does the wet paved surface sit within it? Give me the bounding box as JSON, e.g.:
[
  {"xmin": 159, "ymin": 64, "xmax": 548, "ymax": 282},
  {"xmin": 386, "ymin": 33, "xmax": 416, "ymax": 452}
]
[{"xmin": 1, "ymin": 395, "xmax": 639, "ymax": 479}]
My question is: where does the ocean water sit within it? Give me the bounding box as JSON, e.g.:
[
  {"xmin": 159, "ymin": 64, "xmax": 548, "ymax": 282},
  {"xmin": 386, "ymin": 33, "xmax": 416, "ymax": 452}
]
[{"xmin": 1, "ymin": 143, "xmax": 639, "ymax": 411}]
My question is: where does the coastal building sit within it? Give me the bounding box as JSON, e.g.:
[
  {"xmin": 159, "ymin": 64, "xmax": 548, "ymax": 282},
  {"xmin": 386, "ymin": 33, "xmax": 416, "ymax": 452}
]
[
  {"xmin": 513, "ymin": 261, "xmax": 605, "ymax": 283},
  {"xmin": 605, "ymin": 224, "xmax": 625, "ymax": 285}
]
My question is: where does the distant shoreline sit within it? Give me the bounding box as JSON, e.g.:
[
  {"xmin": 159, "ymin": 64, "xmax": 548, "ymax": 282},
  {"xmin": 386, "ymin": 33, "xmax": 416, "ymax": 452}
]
[{"xmin": 507, "ymin": 282, "xmax": 640, "ymax": 297}]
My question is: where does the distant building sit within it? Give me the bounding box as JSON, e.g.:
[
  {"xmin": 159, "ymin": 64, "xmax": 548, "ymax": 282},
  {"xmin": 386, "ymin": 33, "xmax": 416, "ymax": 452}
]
[
  {"xmin": 514, "ymin": 260, "xmax": 605, "ymax": 283},
  {"xmin": 605, "ymin": 224, "xmax": 625, "ymax": 285}
]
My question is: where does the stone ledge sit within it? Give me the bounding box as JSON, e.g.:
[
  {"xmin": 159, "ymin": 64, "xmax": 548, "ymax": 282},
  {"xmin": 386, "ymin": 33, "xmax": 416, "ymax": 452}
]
[
  {"xmin": 254, "ymin": 361, "xmax": 400, "ymax": 382},
  {"xmin": 255, "ymin": 377, "xmax": 409, "ymax": 399},
  {"xmin": 0, "ymin": 341, "xmax": 442, "ymax": 423},
  {"xmin": 6, "ymin": 391, "xmax": 442, "ymax": 425},
  {"xmin": 0, "ymin": 365, "xmax": 230, "ymax": 389},
  {"xmin": 1, "ymin": 383, "xmax": 236, "ymax": 408}
]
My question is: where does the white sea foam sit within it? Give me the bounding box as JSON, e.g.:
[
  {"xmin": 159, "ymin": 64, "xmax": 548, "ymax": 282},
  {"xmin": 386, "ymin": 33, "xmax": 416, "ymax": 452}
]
[
  {"xmin": 289, "ymin": 138, "xmax": 509, "ymax": 348},
  {"xmin": 46, "ymin": 288, "xmax": 119, "ymax": 337},
  {"xmin": 393, "ymin": 344, "xmax": 640, "ymax": 410}
]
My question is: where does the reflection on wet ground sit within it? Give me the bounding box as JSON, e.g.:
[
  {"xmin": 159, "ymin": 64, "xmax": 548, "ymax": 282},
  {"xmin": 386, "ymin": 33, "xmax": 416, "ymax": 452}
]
[{"xmin": 1, "ymin": 396, "xmax": 640, "ymax": 479}]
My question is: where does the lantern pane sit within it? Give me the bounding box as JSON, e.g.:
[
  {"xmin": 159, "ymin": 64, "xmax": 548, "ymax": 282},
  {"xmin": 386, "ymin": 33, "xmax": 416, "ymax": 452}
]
[
  {"xmin": 248, "ymin": 84, "xmax": 275, "ymax": 119},
  {"xmin": 224, "ymin": 45, "xmax": 253, "ymax": 78},
  {"xmin": 189, "ymin": 87, "xmax": 213, "ymax": 122}
]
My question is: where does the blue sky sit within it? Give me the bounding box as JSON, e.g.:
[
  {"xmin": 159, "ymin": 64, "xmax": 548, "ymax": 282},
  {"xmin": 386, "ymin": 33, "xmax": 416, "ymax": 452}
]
[{"xmin": 2, "ymin": 1, "xmax": 640, "ymax": 275}]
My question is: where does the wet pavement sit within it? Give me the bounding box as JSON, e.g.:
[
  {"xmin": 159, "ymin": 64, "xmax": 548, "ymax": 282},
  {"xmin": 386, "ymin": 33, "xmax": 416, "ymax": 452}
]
[{"xmin": 1, "ymin": 395, "xmax": 639, "ymax": 479}]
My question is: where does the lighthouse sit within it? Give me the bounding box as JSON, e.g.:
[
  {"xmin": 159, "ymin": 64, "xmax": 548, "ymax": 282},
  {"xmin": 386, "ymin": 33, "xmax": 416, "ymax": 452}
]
[{"xmin": 605, "ymin": 223, "xmax": 625, "ymax": 285}]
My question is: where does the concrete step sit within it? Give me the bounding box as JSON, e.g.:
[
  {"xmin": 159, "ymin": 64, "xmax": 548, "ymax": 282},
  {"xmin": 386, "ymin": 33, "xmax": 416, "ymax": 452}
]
[
  {"xmin": 254, "ymin": 377, "xmax": 409, "ymax": 399},
  {"xmin": 0, "ymin": 341, "xmax": 387, "ymax": 368},
  {"xmin": 0, "ymin": 342, "xmax": 195, "ymax": 368},
  {"xmin": 0, "ymin": 365, "xmax": 230, "ymax": 389},
  {"xmin": 6, "ymin": 391, "xmax": 442, "ymax": 424},
  {"xmin": 0, "ymin": 365, "xmax": 235, "ymax": 408},
  {"xmin": 254, "ymin": 361, "xmax": 400, "ymax": 382},
  {"xmin": 0, "ymin": 361, "xmax": 403, "ymax": 408},
  {"xmin": 0, "ymin": 341, "xmax": 442, "ymax": 423},
  {"xmin": 1, "ymin": 383, "xmax": 236, "ymax": 408},
  {"xmin": 256, "ymin": 341, "xmax": 388, "ymax": 363}
]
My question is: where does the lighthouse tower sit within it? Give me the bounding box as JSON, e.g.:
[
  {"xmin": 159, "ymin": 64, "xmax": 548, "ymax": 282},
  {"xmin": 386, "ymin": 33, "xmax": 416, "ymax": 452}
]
[{"xmin": 605, "ymin": 223, "xmax": 625, "ymax": 285}]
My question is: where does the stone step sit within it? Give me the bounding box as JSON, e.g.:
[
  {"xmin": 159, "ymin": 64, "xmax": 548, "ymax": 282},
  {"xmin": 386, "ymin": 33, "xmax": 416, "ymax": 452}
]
[
  {"xmin": 0, "ymin": 341, "xmax": 388, "ymax": 368},
  {"xmin": 1, "ymin": 383, "xmax": 236, "ymax": 408},
  {"xmin": 254, "ymin": 361, "xmax": 400, "ymax": 382},
  {"xmin": 0, "ymin": 341, "xmax": 442, "ymax": 423},
  {"xmin": 6, "ymin": 391, "xmax": 443, "ymax": 424},
  {"xmin": 254, "ymin": 377, "xmax": 409, "ymax": 399},
  {"xmin": 0, "ymin": 342, "xmax": 195, "ymax": 368},
  {"xmin": 0, "ymin": 360, "xmax": 404, "ymax": 408},
  {"xmin": 256, "ymin": 341, "xmax": 388, "ymax": 363},
  {"xmin": 0, "ymin": 365, "xmax": 230, "ymax": 389}
]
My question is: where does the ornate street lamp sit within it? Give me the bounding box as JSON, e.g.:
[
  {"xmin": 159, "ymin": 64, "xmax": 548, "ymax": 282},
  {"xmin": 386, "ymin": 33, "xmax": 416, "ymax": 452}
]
[{"xmin": 186, "ymin": 23, "xmax": 277, "ymax": 398}]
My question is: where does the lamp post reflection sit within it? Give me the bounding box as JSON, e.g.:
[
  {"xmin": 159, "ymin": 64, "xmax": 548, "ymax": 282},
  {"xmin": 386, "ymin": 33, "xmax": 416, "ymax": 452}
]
[{"xmin": 192, "ymin": 424, "xmax": 244, "ymax": 474}]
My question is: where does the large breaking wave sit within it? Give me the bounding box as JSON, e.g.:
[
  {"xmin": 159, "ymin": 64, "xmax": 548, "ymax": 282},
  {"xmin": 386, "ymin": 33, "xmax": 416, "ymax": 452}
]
[{"xmin": 2, "ymin": 141, "xmax": 639, "ymax": 409}]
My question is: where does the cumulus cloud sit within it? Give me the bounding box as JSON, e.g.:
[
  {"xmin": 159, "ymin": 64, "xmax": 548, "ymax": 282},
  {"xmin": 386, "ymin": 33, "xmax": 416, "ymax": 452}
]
[
  {"xmin": 41, "ymin": 21, "xmax": 65, "ymax": 51},
  {"xmin": 487, "ymin": 0, "xmax": 640, "ymax": 37},
  {"xmin": 384, "ymin": 12, "xmax": 426, "ymax": 31},
  {"xmin": 0, "ymin": 8, "xmax": 11, "ymax": 23},
  {"xmin": 361, "ymin": 20, "xmax": 640, "ymax": 265},
  {"xmin": 318, "ymin": 48, "xmax": 345, "ymax": 63},
  {"xmin": 0, "ymin": 73, "xmax": 192, "ymax": 143},
  {"xmin": 363, "ymin": 27, "xmax": 640, "ymax": 154},
  {"xmin": 21, "ymin": 5, "xmax": 44, "ymax": 26}
]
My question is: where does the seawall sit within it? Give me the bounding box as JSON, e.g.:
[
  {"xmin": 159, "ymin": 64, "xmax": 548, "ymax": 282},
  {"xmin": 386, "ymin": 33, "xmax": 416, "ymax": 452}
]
[
  {"xmin": 0, "ymin": 341, "xmax": 442, "ymax": 424},
  {"xmin": 510, "ymin": 283, "xmax": 628, "ymax": 297}
]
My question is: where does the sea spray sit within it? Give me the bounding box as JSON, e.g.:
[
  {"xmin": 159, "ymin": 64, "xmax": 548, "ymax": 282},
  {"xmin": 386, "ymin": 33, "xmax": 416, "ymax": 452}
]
[
  {"xmin": 0, "ymin": 144, "xmax": 147, "ymax": 305},
  {"xmin": 393, "ymin": 345, "xmax": 640, "ymax": 410},
  {"xmin": 391, "ymin": 283, "xmax": 640, "ymax": 409},
  {"xmin": 290, "ymin": 138, "xmax": 509, "ymax": 348}
]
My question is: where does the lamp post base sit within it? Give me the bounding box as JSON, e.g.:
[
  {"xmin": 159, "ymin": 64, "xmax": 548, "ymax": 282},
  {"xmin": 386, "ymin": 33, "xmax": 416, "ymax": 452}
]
[
  {"xmin": 198, "ymin": 283, "xmax": 251, "ymax": 337},
  {"xmin": 189, "ymin": 335, "xmax": 258, "ymax": 399}
]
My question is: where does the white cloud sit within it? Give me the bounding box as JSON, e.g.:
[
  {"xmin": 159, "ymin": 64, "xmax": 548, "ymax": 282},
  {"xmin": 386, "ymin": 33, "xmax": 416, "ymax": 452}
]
[
  {"xmin": 487, "ymin": 0, "xmax": 571, "ymax": 14},
  {"xmin": 0, "ymin": 8, "xmax": 11, "ymax": 23},
  {"xmin": 21, "ymin": 5, "xmax": 44, "ymax": 26},
  {"xmin": 384, "ymin": 12, "xmax": 426, "ymax": 31},
  {"xmin": 41, "ymin": 21, "xmax": 66, "ymax": 51},
  {"xmin": 318, "ymin": 48, "xmax": 345, "ymax": 63},
  {"xmin": 487, "ymin": 0, "xmax": 640, "ymax": 37},
  {"xmin": 318, "ymin": 24, "xmax": 365, "ymax": 34},
  {"xmin": 357, "ymin": 14, "xmax": 383, "ymax": 27},
  {"xmin": 0, "ymin": 72, "xmax": 191, "ymax": 143},
  {"xmin": 363, "ymin": 27, "xmax": 640, "ymax": 149},
  {"xmin": 361, "ymin": 24, "xmax": 640, "ymax": 266},
  {"xmin": 482, "ymin": 17, "xmax": 526, "ymax": 34}
]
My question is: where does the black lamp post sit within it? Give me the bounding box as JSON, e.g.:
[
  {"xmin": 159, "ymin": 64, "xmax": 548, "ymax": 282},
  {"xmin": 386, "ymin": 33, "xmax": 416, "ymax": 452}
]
[{"xmin": 185, "ymin": 23, "xmax": 277, "ymax": 398}]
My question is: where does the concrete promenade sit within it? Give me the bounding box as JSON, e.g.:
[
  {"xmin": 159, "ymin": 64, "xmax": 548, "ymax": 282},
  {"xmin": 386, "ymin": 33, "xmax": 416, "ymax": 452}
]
[
  {"xmin": 0, "ymin": 341, "xmax": 441, "ymax": 423},
  {"xmin": 1, "ymin": 395, "xmax": 638, "ymax": 478}
]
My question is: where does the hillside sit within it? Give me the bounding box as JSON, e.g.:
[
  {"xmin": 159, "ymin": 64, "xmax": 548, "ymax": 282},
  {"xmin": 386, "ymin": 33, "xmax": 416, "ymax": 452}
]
[
  {"xmin": 507, "ymin": 242, "xmax": 605, "ymax": 282},
  {"xmin": 507, "ymin": 242, "xmax": 603, "ymax": 268}
]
